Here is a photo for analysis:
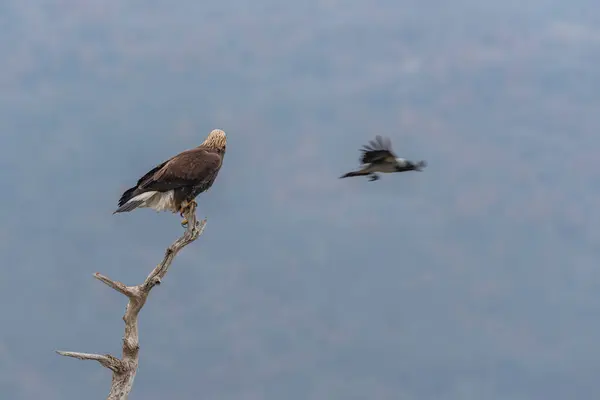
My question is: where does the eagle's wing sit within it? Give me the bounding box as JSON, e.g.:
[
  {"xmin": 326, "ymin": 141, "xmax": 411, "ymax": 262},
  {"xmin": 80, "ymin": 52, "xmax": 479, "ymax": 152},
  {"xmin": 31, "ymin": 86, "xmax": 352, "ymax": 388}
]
[
  {"xmin": 140, "ymin": 148, "xmax": 223, "ymax": 192},
  {"xmin": 359, "ymin": 135, "xmax": 397, "ymax": 164}
]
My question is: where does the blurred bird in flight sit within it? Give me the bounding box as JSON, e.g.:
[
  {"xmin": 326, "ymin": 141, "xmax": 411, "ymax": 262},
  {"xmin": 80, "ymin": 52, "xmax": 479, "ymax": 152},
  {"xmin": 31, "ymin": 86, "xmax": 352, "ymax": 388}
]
[{"xmin": 340, "ymin": 135, "xmax": 426, "ymax": 182}]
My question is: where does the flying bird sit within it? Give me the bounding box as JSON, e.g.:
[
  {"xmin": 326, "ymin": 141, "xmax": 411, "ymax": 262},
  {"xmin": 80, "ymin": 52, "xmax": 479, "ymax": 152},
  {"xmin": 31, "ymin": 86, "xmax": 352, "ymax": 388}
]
[
  {"xmin": 113, "ymin": 129, "xmax": 227, "ymax": 226},
  {"xmin": 339, "ymin": 135, "xmax": 426, "ymax": 181}
]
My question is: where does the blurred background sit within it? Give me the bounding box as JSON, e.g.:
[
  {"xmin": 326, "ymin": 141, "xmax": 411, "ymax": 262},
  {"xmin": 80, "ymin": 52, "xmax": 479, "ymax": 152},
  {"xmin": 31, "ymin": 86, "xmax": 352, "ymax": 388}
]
[{"xmin": 1, "ymin": 1, "xmax": 599, "ymax": 399}]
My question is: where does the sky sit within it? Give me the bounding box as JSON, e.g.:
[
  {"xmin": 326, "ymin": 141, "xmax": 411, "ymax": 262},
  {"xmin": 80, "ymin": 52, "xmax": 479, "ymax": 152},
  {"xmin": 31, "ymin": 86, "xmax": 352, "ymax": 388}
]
[{"xmin": 1, "ymin": 1, "xmax": 600, "ymax": 399}]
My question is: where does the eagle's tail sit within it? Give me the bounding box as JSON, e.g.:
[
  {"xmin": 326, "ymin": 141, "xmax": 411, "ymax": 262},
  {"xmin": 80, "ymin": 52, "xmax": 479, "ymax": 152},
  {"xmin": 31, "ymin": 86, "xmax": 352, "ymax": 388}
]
[
  {"xmin": 339, "ymin": 170, "xmax": 370, "ymax": 179},
  {"xmin": 113, "ymin": 186, "xmax": 144, "ymax": 214},
  {"xmin": 113, "ymin": 200, "xmax": 144, "ymax": 214}
]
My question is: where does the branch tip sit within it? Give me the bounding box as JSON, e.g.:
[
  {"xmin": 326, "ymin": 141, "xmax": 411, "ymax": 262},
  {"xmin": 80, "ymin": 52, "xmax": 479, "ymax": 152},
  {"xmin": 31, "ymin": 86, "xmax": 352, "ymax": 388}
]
[
  {"xmin": 55, "ymin": 351, "xmax": 124, "ymax": 372},
  {"xmin": 94, "ymin": 272, "xmax": 135, "ymax": 297}
]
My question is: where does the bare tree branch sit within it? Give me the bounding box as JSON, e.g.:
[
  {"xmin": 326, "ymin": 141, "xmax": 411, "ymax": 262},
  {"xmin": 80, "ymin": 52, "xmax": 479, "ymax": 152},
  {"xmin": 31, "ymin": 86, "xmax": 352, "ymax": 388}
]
[
  {"xmin": 94, "ymin": 273, "xmax": 137, "ymax": 297},
  {"xmin": 55, "ymin": 351, "xmax": 125, "ymax": 373},
  {"xmin": 56, "ymin": 203, "xmax": 207, "ymax": 400}
]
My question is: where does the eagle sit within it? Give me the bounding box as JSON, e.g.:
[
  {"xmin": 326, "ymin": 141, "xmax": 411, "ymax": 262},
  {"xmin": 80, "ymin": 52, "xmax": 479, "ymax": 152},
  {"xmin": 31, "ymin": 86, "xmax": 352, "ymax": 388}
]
[
  {"xmin": 113, "ymin": 129, "xmax": 227, "ymax": 226},
  {"xmin": 339, "ymin": 135, "xmax": 426, "ymax": 181}
]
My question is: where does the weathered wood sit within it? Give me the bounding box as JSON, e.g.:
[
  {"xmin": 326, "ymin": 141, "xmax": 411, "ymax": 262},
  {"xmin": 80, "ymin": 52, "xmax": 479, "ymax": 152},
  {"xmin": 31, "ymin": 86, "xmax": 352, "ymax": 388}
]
[{"xmin": 56, "ymin": 203, "xmax": 206, "ymax": 400}]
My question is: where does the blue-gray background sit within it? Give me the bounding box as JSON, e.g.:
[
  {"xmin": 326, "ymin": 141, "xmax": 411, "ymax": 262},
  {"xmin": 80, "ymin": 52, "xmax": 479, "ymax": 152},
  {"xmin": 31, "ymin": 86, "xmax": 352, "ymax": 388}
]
[{"xmin": 1, "ymin": 1, "xmax": 599, "ymax": 399}]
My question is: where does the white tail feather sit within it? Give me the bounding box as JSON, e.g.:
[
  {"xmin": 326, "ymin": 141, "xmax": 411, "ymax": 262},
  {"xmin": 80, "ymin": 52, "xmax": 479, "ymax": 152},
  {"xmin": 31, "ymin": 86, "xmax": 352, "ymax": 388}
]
[{"xmin": 128, "ymin": 190, "xmax": 176, "ymax": 212}]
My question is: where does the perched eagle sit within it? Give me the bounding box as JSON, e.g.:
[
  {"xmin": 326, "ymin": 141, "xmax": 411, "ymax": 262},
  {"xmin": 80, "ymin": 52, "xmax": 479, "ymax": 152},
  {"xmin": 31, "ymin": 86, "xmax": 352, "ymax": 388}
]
[
  {"xmin": 113, "ymin": 129, "xmax": 227, "ymax": 225},
  {"xmin": 340, "ymin": 135, "xmax": 426, "ymax": 181}
]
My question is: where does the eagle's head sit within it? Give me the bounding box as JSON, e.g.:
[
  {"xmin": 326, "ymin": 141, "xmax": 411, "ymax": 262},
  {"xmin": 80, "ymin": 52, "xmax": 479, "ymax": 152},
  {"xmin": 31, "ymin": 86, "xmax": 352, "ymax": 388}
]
[{"xmin": 202, "ymin": 129, "xmax": 227, "ymax": 153}]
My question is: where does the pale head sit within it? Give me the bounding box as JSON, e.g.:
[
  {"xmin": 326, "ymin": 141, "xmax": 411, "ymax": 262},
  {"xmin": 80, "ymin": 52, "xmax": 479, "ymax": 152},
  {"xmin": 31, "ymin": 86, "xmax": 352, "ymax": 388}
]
[
  {"xmin": 201, "ymin": 129, "xmax": 227, "ymax": 150},
  {"xmin": 394, "ymin": 157, "xmax": 408, "ymax": 166}
]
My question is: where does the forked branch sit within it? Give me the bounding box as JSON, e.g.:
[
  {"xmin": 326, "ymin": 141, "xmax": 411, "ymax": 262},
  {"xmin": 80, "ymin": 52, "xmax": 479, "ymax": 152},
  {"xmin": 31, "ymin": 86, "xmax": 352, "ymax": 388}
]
[{"xmin": 56, "ymin": 204, "xmax": 207, "ymax": 400}]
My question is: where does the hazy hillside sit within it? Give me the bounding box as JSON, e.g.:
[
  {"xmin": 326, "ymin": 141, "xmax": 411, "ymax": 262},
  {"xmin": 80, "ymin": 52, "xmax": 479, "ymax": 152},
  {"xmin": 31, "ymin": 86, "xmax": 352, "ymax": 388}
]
[{"xmin": 1, "ymin": 1, "xmax": 599, "ymax": 399}]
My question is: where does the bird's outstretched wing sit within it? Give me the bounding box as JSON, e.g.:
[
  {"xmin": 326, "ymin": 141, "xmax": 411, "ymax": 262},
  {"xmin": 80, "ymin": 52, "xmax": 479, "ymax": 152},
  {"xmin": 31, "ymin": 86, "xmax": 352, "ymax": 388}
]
[{"xmin": 359, "ymin": 135, "xmax": 397, "ymax": 164}]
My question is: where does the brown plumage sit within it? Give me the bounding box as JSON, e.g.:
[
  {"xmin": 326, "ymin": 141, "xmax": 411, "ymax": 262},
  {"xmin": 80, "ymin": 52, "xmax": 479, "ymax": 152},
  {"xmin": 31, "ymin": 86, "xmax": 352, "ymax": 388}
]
[{"xmin": 113, "ymin": 129, "xmax": 227, "ymax": 221}]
